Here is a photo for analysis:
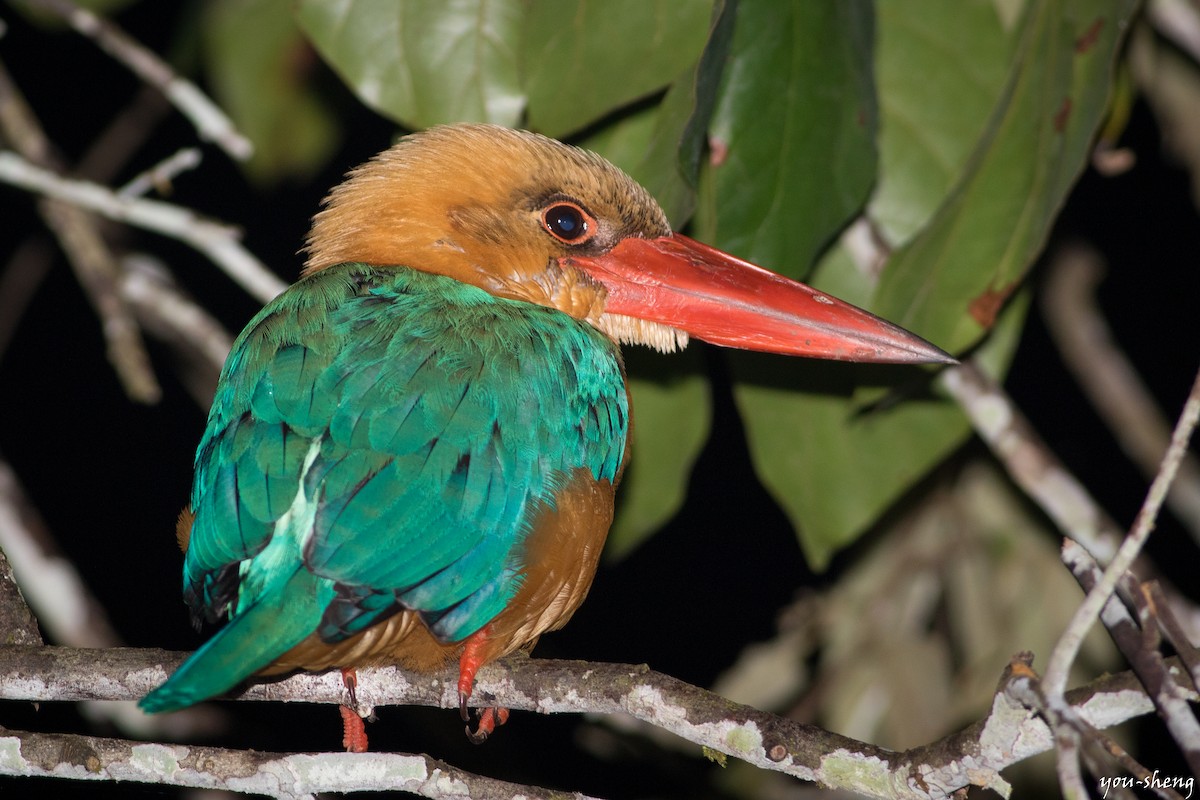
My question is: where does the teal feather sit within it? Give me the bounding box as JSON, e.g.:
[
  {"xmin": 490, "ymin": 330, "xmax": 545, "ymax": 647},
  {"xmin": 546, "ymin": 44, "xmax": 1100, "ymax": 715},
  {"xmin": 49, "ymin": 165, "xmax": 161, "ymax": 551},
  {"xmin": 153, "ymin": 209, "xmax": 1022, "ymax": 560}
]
[{"xmin": 141, "ymin": 263, "xmax": 627, "ymax": 712}]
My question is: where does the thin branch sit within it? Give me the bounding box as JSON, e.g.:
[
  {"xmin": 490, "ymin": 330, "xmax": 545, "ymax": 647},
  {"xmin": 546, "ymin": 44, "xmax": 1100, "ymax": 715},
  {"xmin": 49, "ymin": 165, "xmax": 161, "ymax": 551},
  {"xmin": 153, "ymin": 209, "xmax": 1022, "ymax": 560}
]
[
  {"xmin": 25, "ymin": 0, "xmax": 253, "ymax": 161},
  {"xmin": 1043, "ymin": 365, "xmax": 1200, "ymax": 696},
  {"xmin": 0, "ymin": 149, "xmax": 286, "ymax": 303},
  {"xmin": 0, "ymin": 60, "xmax": 160, "ymax": 403},
  {"xmin": 118, "ymin": 254, "xmax": 232, "ymax": 405},
  {"xmin": 1062, "ymin": 540, "xmax": 1200, "ymax": 778},
  {"xmin": 1003, "ymin": 657, "xmax": 1187, "ymax": 800},
  {"xmin": 118, "ymin": 147, "xmax": 203, "ymax": 198},
  {"xmin": 939, "ymin": 362, "xmax": 1124, "ymax": 563},
  {"xmin": 1146, "ymin": 580, "xmax": 1200, "ymax": 690},
  {"xmin": 0, "ymin": 645, "xmax": 1185, "ymax": 799},
  {"xmin": 1044, "ymin": 365, "xmax": 1200, "ymax": 785},
  {"xmin": 1042, "ymin": 243, "xmax": 1200, "ymax": 544}
]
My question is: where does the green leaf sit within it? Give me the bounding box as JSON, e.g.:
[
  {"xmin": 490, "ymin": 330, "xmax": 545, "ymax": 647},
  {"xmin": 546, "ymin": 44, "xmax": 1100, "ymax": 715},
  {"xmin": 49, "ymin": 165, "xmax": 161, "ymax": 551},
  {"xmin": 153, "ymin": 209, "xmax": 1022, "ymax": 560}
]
[
  {"xmin": 204, "ymin": 0, "xmax": 339, "ymax": 184},
  {"xmin": 579, "ymin": 79, "xmax": 699, "ymax": 227},
  {"xmin": 699, "ymin": 0, "xmax": 876, "ymax": 277},
  {"xmin": 734, "ymin": 283, "xmax": 1029, "ymax": 569},
  {"xmin": 874, "ymin": 0, "xmax": 1139, "ymax": 352},
  {"xmin": 607, "ymin": 349, "xmax": 711, "ymax": 559},
  {"xmin": 713, "ymin": 0, "xmax": 1132, "ymax": 568},
  {"xmin": 521, "ymin": 0, "xmax": 711, "ymax": 139},
  {"xmin": 870, "ymin": 0, "xmax": 1020, "ymax": 245},
  {"xmin": 296, "ymin": 0, "xmax": 525, "ymax": 129},
  {"xmin": 582, "ymin": 0, "xmax": 738, "ymax": 229}
]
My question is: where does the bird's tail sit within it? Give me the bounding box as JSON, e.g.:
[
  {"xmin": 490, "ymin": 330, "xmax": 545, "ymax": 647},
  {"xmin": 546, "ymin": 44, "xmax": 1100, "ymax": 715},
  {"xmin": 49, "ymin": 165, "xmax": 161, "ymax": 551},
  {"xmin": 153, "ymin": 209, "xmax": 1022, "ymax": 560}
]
[{"xmin": 140, "ymin": 566, "xmax": 329, "ymax": 714}]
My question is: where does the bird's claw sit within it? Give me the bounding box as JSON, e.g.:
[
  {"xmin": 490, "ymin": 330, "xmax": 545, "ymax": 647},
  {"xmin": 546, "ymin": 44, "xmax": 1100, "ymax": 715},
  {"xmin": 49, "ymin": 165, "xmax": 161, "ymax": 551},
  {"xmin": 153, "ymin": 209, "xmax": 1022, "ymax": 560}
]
[{"xmin": 462, "ymin": 705, "xmax": 509, "ymax": 744}]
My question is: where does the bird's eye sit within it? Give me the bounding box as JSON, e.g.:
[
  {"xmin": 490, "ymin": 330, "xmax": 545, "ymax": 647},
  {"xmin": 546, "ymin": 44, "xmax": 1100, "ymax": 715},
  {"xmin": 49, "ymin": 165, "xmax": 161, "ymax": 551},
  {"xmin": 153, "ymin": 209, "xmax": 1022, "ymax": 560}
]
[{"xmin": 541, "ymin": 202, "xmax": 595, "ymax": 245}]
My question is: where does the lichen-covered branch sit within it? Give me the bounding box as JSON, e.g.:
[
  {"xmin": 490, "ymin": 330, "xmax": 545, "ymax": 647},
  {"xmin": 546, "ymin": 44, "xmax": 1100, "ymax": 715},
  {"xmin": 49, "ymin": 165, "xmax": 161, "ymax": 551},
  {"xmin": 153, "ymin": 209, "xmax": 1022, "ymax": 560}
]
[
  {"xmin": 0, "ymin": 724, "xmax": 599, "ymax": 800},
  {"xmin": 0, "ymin": 644, "xmax": 1180, "ymax": 799}
]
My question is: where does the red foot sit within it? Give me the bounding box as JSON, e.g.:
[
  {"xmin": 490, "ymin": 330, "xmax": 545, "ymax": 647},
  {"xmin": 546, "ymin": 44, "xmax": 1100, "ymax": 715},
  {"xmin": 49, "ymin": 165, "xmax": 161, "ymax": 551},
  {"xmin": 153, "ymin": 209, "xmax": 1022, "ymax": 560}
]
[
  {"xmin": 466, "ymin": 705, "xmax": 510, "ymax": 744},
  {"xmin": 457, "ymin": 626, "xmax": 491, "ymax": 713},
  {"xmin": 340, "ymin": 705, "xmax": 369, "ymax": 752},
  {"xmin": 456, "ymin": 625, "xmax": 510, "ymax": 743},
  {"xmin": 339, "ymin": 668, "xmax": 369, "ymax": 753}
]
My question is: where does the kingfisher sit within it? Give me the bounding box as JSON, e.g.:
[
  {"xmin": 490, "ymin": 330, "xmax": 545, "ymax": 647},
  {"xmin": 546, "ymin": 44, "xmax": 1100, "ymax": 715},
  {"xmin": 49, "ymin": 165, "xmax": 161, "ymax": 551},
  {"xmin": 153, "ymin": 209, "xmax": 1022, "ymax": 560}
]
[{"xmin": 140, "ymin": 123, "xmax": 952, "ymax": 749}]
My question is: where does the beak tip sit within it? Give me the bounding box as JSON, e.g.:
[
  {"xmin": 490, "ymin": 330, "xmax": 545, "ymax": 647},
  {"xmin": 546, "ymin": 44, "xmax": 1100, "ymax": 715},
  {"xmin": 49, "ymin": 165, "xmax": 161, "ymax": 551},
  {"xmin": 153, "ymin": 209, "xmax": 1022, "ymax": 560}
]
[{"xmin": 896, "ymin": 342, "xmax": 959, "ymax": 367}]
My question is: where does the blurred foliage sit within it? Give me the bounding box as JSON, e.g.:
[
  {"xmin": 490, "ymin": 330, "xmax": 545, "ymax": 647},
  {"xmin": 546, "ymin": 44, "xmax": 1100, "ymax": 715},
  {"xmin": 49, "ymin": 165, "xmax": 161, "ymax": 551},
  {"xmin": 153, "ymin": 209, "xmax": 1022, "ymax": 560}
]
[{"xmin": 186, "ymin": 0, "xmax": 1138, "ymax": 567}]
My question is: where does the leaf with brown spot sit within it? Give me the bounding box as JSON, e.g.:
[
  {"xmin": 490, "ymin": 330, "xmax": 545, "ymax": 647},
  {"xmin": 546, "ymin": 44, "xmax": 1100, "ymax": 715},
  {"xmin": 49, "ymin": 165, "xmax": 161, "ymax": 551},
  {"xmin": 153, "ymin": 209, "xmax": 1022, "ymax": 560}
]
[{"xmin": 968, "ymin": 282, "xmax": 1018, "ymax": 329}]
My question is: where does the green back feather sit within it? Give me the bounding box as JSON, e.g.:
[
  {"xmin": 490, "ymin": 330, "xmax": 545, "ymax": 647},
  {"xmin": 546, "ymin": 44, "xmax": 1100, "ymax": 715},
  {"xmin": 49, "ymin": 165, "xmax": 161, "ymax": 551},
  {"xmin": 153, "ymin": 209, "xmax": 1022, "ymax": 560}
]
[{"xmin": 141, "ymin": 264, "xmax": 627, "ymax": 712}]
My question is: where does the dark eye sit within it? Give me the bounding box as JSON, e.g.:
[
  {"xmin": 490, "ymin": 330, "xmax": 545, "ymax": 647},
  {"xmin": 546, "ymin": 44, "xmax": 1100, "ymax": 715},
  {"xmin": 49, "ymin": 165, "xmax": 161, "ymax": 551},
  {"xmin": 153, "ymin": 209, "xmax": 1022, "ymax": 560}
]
[{"xmin": 541, "ymin": 202, "xmax": 595, "ymax": 244}]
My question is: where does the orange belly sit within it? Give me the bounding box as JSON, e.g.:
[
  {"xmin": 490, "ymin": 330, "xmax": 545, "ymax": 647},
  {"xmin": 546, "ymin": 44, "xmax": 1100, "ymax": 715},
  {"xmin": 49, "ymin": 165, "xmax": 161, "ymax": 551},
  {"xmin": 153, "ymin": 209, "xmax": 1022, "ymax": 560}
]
[{"xmin": 264, "ymin": 468, "xmax": 616, "ymax": 677}]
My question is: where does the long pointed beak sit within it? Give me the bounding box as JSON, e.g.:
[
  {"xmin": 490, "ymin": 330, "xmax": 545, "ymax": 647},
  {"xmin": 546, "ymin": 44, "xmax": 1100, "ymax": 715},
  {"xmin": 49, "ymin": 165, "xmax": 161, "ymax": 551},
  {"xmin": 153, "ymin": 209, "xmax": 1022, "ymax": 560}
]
[{"xmin": 563, "ymin": 234, "xmax": 955, "ymax": 364}]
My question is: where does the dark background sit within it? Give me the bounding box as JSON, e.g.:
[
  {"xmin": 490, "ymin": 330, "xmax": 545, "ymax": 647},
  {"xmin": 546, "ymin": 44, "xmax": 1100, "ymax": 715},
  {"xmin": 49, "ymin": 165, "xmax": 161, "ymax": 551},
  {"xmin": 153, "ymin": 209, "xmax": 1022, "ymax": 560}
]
[{"xmin": 0, "ymin": 3, "xmax": 1196, "ymax": 797}]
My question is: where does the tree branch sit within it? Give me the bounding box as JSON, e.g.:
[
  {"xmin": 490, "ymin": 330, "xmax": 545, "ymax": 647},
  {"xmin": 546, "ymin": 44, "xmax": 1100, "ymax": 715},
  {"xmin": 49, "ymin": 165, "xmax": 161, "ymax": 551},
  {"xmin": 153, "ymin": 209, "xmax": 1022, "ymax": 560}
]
[
  {"xmin": 0, "ymin": 60, "xmax": 161, "ymax": 403},
  {"xmin": 1042, "ymin": 242, "xmax": 1200, "ymax": 545},
  {"xmin": 0, "ymin": 149, "xmax": 286, "ymax": 303},
  {"xmin": 24, "ymin": 0, "xmax": 253, "ymax": 162},
  {"xmin": 939, "ymin": 361, "xmax": 1125, "ymax": 564},
  {"xmin": 0, "ymin": 644, "xmax": 1183, "ymax": 799},
  {"xmin": 0, "ymin": 723, "xmax": 599, "ymax": 800}
]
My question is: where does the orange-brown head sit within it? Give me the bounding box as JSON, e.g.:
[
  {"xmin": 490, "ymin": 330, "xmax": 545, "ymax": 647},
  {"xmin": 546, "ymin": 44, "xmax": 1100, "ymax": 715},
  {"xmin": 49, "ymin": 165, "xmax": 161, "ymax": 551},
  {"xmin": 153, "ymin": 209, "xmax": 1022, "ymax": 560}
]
[{"xmin": 305, "ymin": 123, "xmax": 954, "ymax": 364}]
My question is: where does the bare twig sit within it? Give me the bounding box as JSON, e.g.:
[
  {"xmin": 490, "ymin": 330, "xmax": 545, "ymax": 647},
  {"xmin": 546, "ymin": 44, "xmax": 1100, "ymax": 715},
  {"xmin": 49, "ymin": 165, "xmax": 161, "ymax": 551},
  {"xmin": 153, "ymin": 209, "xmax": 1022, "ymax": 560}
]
[
  {"xmin": 0, "ymin": 60, "xmax": 161, "ymax": 403},
  {"xmin": 118, "ymin": 254, "xmax": 232, "ymax": 405},
  {"xmin": 1003, "ymin": 655, "xmax": 1187, "ymax": 800},
  {"xmin": 1146, "ymin": 580, "xmax": 1200, "ymax": 689},
  {"xmin": 1062, "ymin": 540, "xmax": 1200, "ymax": 777},
  {"xmin": 1045, "ymin": 366, "xmax": 1200, "ymax": 779},
  {"xmin": 0, "ymin": 150, "xmax": 286, "ymax": 303},
  {"xmin": 939, "ymin": 362, "xmax": 1124, "ymax": 563},
  {"xmin": 24, "ymin": 0, "xmax": 252, "ymax": 161},
  {"xmin": 118, "ymin": 147, "xmax": 203, "ymax": 198},
  {"xmin": 1042, "ymin": 243, "xmax": 1200, "ymax": 544},
  {"xmin": 1043, "ymin": 364, "xmax": 1200, "ymax": 693}
]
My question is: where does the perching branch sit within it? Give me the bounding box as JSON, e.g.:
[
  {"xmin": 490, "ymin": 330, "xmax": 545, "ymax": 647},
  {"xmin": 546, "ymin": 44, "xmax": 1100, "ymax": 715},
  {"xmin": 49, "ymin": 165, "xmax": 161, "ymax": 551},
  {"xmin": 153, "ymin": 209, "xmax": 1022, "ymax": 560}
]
[{"xmin": 0, "ymin": 644, "xmax": 1185, "ymax": 799}]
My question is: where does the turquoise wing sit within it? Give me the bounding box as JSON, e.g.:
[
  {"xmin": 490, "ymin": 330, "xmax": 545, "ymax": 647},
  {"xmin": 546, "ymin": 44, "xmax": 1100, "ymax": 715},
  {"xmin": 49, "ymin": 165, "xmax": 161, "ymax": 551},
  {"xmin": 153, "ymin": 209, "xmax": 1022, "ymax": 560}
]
[{"xmin": 143, "ymin": 264, "xmax": 627, "ymax": 712}]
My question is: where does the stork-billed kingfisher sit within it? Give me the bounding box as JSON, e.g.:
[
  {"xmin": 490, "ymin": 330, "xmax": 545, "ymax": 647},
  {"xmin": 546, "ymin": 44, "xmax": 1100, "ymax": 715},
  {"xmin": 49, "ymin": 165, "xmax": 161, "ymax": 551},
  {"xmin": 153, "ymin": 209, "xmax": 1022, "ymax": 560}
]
[{"xmin": 140, "ymin": 124, "xmax": 953, "ymax": 747}]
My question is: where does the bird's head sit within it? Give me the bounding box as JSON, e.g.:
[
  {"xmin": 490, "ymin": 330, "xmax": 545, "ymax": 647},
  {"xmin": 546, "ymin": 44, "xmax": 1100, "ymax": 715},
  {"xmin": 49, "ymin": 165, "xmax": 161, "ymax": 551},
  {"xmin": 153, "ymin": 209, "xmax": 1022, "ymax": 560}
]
[{"xmin": 305, "ymin": 123, "xmax": 953, "ymax": 364}]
